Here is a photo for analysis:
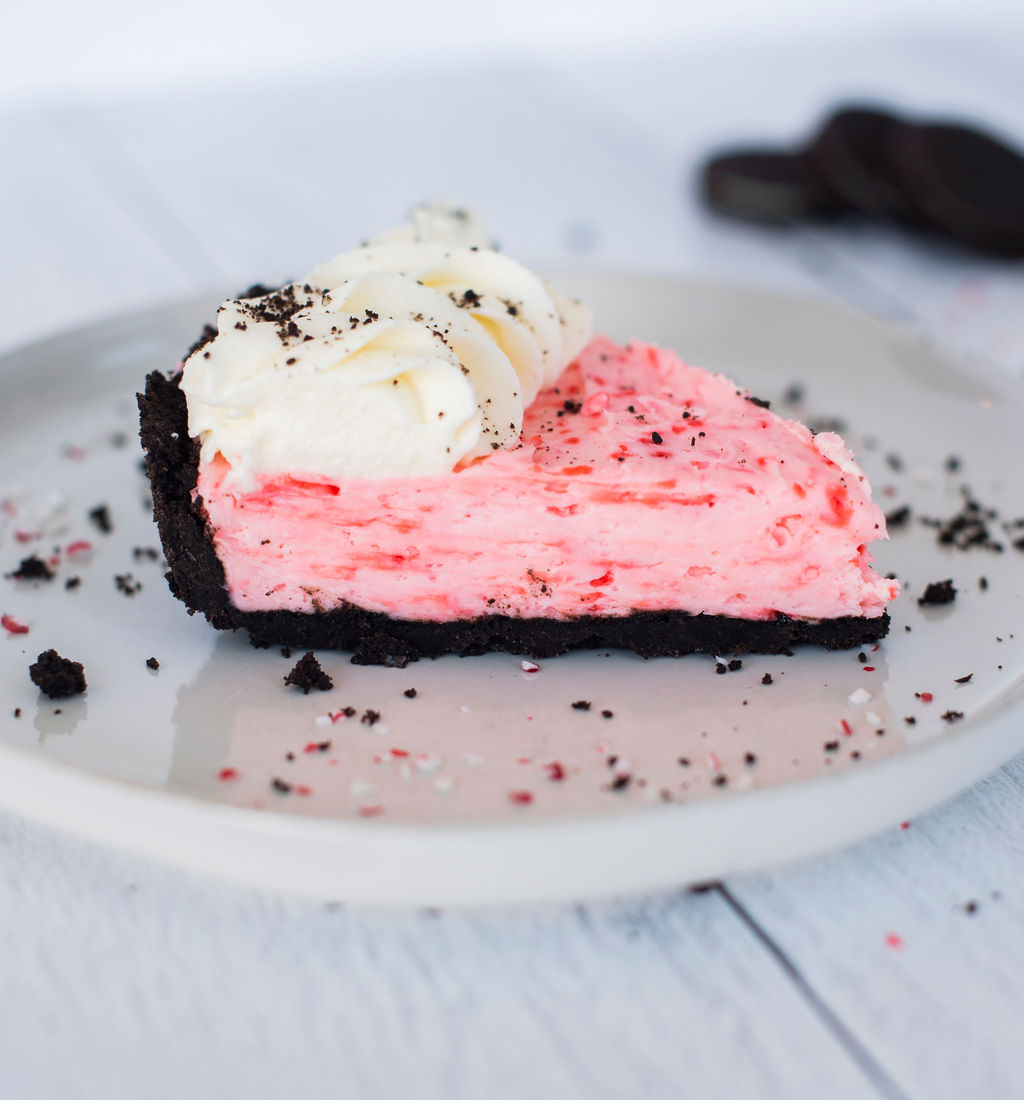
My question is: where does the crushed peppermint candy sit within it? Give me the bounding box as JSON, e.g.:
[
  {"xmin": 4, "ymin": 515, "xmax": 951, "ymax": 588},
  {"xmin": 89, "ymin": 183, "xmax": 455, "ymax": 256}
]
[
  {"xmin": 520, "ymin": 659, "xmax": 540, "ymax": 674},
  {"xmin": 314, "ymin": 706, "xmax": 357, "ymax": 726},
  {"xmin": 2, "ymin": 614, "xmax": 29, "ymax": 635},
  {"xmin": 848, "ymin": 688, "xmax": 872, "ymax": 705},
  {"xmin": 414, "ymin": 752, "xmax": 443, "ymax": 773}
]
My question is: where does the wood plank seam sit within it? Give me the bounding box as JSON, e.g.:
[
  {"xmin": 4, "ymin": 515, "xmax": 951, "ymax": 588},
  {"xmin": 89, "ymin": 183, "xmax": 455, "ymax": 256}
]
[{"xmin": 716, "ymin": 884, "xmax": 913, "ymax": 1100}]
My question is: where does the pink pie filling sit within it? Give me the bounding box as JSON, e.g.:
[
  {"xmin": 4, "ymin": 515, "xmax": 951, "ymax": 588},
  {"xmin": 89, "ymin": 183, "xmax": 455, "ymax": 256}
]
[{"xmin": 196, "ymin": 337, "xmax": 899, "ymax": 622}]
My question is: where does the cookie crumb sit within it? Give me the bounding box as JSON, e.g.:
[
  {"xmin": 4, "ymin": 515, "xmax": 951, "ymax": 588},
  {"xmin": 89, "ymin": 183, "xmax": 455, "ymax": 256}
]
[
  {"xmin": 885, "ymin": 505, "xmax": 911, "ymax": 529},
  {"xmin": 88, "ymin": 504, "xmax": 113, "ymax": 534},
  {"xmin": 9, "ymin": 555, "xmax": 54, "ymax": 582},
  {"xmin": 145, "ymin": 657, "xmax": 160, "ymax": 670},
  {"xmin": 284, "ymin": 652, "xmax": 333, "ymax": 693},
  {"xmin": 918, "ymin": 579, "xmax": 956, "ymax": 606},
  {"xmin": 29, "ymin": 649, "xmax": 86, "ymax": 699},
  {"xmin": 114, "ymin": 573, "xmax": 142, "ymax": 596}
]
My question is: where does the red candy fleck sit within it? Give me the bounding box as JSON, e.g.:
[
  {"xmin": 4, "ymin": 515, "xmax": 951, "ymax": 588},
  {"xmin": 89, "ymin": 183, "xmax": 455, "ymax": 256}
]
[
  {"xmin": 862, "ymin": 666, "xmax": 876, "ymax": 672},
  {"xmin": 1, "ymin": 614, "xmax": 29, "ymax": 635},
  {"xmin": 920, "ymin": 692, "xmax": 933, "ymax": 703},
  {"xmin": 884, "ymin": 933, "xmax": 904, "ymax": 950},
  {"xmin": 589, "ymin": 571, "xmax": 614, "ymax": 588},
  {"xmin": 14, "ymin": 531, "xmax": 40, "ymax": 544},
  {"xmin": 66, "ymin": 540, "xmax": 93, "ymax": 555},
  {"xmin": 900, "ymin": 821, "xmax": 911, "ymax": 830},
  {"xmin": 583, "ymin": 392, "xmax": 609, "ymax": 415},
  {"xmin": 217, "ymin": 767, "xmax": 238, "ymax": 781},
  {"xmin": 840, "ymin": 719, "xmax": 853, "ymax": 736},
  {"xmin": 357, "ymin": 804, "xmax": 384, "ymax": 817},
  {"xmin": 545, "ymin": 762, "xmax": 566, "ymax": 782},
  {"xmin": 295, "ymin": 785, "xmax": 313, "ymax": 797},
  {"xmin": 826, "ymin": 485, "xmax": 853, "ymax": 525},
  {"xmin": 508, "ymin": 790, "xmax": 534, "ymax": 805}
]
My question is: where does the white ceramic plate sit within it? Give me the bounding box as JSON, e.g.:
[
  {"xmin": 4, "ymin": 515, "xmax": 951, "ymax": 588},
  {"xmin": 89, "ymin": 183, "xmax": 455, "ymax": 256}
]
[{"xmin": 1, "ymin": 274, "xmax": 1022, "ymax": 905}]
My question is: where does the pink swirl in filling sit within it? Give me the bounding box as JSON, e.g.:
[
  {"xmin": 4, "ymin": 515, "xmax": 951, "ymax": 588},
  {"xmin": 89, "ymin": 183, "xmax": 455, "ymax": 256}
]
[{"xmin": 196, "ymin": 337, "xmax": 899, "ymax": 622}]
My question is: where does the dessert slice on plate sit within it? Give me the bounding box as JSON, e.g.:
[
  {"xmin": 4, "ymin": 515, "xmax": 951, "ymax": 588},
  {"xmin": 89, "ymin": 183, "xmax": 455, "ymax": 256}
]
[{"xmin": 139, "ymin": 205, "xmax": 898, "ymax": 664}]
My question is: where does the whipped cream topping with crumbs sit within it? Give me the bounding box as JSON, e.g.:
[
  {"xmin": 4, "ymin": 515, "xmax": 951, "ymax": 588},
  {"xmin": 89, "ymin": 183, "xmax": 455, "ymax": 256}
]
[{"xmin": 179, "ymin": 205, "xmax": 592, "ymax": 489}]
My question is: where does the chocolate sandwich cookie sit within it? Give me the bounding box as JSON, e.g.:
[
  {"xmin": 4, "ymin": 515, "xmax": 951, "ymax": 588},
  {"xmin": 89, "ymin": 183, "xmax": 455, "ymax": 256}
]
[
  {"xmin": 888, "ymin": 121, "xmax": 1024, "ymax": 258},
  {"xmin": 806, "ymin": 106, "xmax": 930, "ymax": 227},
  {"xmin": 702, "ymin": 148, "xmax": 847, "ymax": 223}
]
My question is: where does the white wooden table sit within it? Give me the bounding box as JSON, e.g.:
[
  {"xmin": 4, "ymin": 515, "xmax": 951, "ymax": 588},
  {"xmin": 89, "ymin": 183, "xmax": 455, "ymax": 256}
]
[{"xmin": 2, "ymin": 23, "xmax": 1023, "ymax": 1100}]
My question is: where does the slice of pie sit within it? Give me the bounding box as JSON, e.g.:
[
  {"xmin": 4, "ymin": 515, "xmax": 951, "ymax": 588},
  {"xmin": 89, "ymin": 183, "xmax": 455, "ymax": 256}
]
[{"xmin": 139, "ymin": 206, "xmax": 898, "ymax": 664}]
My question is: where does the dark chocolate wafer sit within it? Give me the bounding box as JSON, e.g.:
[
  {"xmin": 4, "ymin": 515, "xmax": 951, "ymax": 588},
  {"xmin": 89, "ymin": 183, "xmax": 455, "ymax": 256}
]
[
  {"xmin": 888, "ymin": 121, "xmax": 1024, "ymax": 257},
  {"xmin": 702, "ymin": 148, "xmax": 847, "ymax": 223},
  {"xmin": 807, "ymin": 106, "xmax": 930, "ymax": 226}
]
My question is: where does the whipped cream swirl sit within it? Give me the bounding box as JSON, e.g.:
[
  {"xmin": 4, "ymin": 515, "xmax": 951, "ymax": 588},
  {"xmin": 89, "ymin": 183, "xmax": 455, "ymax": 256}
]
[{"xmin": 180, "ymin": 205, "xmax": 592, "ymax": 488}]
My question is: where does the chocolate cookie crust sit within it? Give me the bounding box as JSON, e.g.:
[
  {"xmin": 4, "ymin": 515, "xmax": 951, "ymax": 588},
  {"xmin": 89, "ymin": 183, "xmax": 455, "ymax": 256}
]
[{"xmin": 138, "ymin": 370, "xmax": 890, "ymax": 664}]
